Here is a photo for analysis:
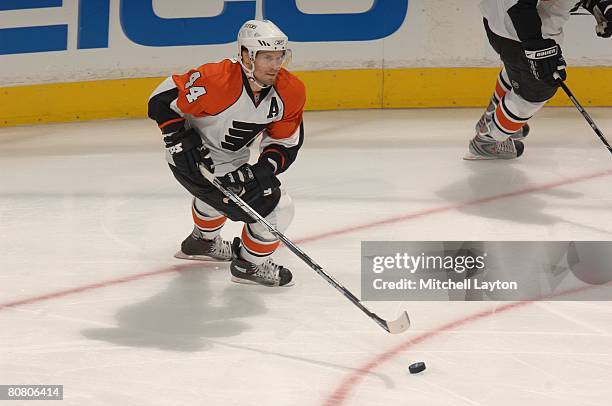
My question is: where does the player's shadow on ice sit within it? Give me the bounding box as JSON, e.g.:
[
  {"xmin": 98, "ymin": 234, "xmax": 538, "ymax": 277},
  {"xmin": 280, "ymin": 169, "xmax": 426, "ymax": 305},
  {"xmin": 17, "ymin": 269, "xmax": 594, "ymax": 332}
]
[
  {"xmin": 437, "ymin": 160, "xmax": 592, "ymax": 227},
  {"xmin": 82, "ymin": 263, "xmax": 271, "ymax": 352}
]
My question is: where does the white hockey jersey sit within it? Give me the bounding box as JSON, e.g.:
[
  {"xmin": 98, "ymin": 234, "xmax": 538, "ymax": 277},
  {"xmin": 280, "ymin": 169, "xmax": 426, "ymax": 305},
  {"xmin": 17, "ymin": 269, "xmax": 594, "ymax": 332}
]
[
  {"xmin": 480, "ymin": 0, "xmax": 578, "ymax": 43},
  {"xmin": 151, "ymin": 59, "xmax": 305, "ymax": 176}
]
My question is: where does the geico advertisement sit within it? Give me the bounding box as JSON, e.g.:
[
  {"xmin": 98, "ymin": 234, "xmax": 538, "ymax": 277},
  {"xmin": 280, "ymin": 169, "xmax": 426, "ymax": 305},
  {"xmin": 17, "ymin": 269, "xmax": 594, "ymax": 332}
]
[{"xmin": 0, "ymin": 0, "xmax": 608, "ymax": 85}]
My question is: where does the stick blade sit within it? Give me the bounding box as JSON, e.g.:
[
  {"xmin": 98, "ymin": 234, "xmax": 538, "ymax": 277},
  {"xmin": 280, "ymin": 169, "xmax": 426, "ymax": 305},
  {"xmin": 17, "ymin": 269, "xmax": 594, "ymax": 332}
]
[{"xmin": 384, "ymin": 311, "xmax": 411, "ymax": 334}]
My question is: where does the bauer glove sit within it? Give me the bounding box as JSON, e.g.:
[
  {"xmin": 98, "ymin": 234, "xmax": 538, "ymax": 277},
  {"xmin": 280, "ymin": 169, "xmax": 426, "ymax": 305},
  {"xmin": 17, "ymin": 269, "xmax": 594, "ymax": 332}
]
[{"xmin": 523, "ymin": 39, "xmax": 567, "ymax": 86}]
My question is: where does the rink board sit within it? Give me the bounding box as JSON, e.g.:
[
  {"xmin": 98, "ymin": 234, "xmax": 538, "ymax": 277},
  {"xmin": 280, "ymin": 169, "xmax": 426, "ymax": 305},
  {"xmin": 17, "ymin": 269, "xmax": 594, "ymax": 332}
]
[
  {"xmin": 1, "ymin": 0, "xmax": 611, "ymax": 126},
  {"xmin": 2, "ymin": 67, "xmax": 611, "ymax": 127}
]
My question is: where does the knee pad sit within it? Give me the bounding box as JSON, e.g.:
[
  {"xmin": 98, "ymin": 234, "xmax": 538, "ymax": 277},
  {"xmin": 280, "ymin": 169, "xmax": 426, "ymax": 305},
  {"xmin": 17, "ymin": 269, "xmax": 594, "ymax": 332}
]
[
  {"xmin": 248, "ymin": 189, "xmax": 294, "ymax": 241},
  {"xmin": 194, "ymin": 197, "xmax": 224, "ymax": 218}
]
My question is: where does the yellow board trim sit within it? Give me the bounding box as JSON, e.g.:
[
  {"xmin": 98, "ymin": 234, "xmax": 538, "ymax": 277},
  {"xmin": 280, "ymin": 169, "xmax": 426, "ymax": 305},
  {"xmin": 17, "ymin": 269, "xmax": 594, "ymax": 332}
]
[{"xmin": 1, "ymin": 67, "xmax": 611, "ymax": 127}]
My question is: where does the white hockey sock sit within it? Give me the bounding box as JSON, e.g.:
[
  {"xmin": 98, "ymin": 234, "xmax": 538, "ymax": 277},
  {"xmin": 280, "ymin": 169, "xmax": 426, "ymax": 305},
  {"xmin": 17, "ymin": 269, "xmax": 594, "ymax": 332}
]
[
  {"xmin": 240, "ymin": 224, "xmax": 280, "ymax": 265},
  {"xmin": 490, "ymin": 90, "xmax": 544, "ymax": 141},
  {"xmin": 192, "ymin": 198, "xmax": 226, "ymax": 240}
]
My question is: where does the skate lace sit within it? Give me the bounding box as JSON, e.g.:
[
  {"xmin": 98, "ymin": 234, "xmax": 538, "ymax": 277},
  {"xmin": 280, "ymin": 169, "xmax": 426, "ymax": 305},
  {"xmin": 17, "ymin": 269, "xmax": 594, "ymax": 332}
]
[
  {"xmin": 254, "ymin": 259, "xmax": 281, "ymax": 282},
  {"xmin": 496, "ymin": 139, "xmax": 515, "ymax": 154},
  {"xmin": 210, "ymin": 236, "xmax": 232, "ymax": 259}
]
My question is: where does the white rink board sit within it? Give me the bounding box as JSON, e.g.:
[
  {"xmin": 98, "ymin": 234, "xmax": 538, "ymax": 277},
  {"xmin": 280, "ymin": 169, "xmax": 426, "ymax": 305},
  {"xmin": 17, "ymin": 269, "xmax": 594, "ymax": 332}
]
[{"xmin": 0, "ymin": 0, "xmax": 610, "ymax": 86}]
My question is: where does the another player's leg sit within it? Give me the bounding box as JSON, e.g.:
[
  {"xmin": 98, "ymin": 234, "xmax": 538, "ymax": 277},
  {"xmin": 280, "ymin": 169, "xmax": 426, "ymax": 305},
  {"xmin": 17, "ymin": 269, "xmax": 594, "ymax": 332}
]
[
  {"xmin": 467, "ymin": 19, "xmax": 557, "ymax": 160},
  {"xmin": 476, "ymin": 69, "xmax": 508, "ymax": 133},
  {"xmin": 175, "ymin": 198, "xmax": 233, "ymax": 261},
  {"xmin": 230, "ymin": 190, "xmax": 295, "ymax": 287},
  {"xmin": 476, "ymin": 69, "xmax": 530, "ymax": 141},
  {"xmin": 467, "ymin": 90, "xmax": 544, "ymax": 160}
]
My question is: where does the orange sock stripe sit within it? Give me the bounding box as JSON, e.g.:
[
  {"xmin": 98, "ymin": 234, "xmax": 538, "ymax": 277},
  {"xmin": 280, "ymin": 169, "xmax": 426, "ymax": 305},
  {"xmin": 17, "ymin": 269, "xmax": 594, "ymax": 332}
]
[
  {"xmin": 192, "ymin": 207, "xmax": 227, "ymax": 230},
  {"xmin": 494, "ymin": 80, "xmax": 508, "ymax": 101},
  {"xmin": 241, "ymin": 227, "xmax": 280, "ymax": 255},
  {"xmin": 494, "ymin": 105, "xmax": 525, "ymax": 133}
]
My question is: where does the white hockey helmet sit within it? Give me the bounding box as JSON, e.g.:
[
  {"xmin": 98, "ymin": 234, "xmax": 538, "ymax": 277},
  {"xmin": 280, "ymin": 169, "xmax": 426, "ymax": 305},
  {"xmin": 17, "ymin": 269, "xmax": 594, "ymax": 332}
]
[
  {"xmin": 237, "ymin": 20, "xmax": 291, "ymax": 88},
  {"xmin": 238, "ymin": 19, "xmax": 289, "ymax": 59}
]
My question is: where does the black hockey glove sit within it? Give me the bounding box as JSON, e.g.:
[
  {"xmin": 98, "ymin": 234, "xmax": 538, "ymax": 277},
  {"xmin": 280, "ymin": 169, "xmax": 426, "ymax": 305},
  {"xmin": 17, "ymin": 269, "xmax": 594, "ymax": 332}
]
[
  {"xmin": 595, "ymin": 0, "xmax": 612, "ymax": 37},
  {"xmin": 523, "ymin": 39, "xmax": 567, "ymax": 86},
  {"xmin": 164, "ymin": 128, "xmax": 214, "ymax": 182},
  {"xmin": 582, "ymin": 0, "xmax": 612, "ymax": 37},
  {"xmin": 219, "ymin": 160, "xmax": 280, "ymax": 203}
]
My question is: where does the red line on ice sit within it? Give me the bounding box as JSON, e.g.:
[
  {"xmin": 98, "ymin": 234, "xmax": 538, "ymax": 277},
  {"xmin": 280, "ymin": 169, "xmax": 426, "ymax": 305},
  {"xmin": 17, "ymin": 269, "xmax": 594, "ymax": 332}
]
[
  {"xmin": 0, "ymin": 265, "xmax": 191, "ymax": 310},
  {"xmin": 323, "ymin": 282, "xmax": 611, "ymax": 405},
  {"xmin": 297, "ymin": 168, "xmax": 612, "ymax": 245},
  {"xmin": 1, "ymin": 168, "xmax": 611, "ymax": 311}
]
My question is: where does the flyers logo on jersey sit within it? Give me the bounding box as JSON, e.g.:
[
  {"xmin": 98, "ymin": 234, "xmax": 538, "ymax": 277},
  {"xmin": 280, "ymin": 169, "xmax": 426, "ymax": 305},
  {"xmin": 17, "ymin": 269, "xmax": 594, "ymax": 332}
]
[{"xmin": 222, "ymin": 121, "xmax": 268, "ymax": 151}]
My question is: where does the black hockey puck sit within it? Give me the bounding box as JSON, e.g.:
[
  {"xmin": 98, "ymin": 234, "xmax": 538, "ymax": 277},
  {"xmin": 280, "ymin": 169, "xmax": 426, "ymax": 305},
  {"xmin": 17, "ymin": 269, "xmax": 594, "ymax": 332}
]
[{"xmin": 409, "ymin": 362, "xmax": 426, "ymax": 374}]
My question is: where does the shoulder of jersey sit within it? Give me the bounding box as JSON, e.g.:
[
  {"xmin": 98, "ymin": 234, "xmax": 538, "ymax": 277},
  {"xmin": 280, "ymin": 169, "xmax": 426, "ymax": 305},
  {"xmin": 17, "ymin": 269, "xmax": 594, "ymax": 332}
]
[
  {"xmin": 197, "ymin": 58, "xmax": 241, "ymax": 83},
  {"xmin": 199, "ymin": 59, "xmax": 244, "ymax": 115},
  {"xmin": 178, "ymin": 59, "xmax": 243, "ymax": 116},
  {"xmin": 274, "ymin": 68, "xmax": 306, "ymax": 105}
]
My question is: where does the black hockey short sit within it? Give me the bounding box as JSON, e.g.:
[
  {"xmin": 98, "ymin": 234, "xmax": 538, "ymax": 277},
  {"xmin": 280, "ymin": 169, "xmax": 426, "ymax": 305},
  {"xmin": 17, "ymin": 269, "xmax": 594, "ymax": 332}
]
[
  {"xmin": 484, "ymin": 19, "xmax": 558, "ymax": 103},
  {"xmin": 169, "ymin": 164, "xmax": 281, "ymax": 223}
]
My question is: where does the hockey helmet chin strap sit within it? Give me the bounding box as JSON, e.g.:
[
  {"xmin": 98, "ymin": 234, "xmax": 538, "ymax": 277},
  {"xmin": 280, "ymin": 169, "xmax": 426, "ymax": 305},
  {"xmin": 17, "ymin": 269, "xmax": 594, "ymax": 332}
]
[{"xmin": 239, "ymin": 58, "xmax": 272, "ymax": 90}]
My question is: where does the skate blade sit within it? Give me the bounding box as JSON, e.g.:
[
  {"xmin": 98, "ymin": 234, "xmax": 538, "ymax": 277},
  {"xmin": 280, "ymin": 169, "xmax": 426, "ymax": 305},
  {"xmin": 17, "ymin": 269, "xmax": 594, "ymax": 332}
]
[
  {"xmin": 463, "ymin": 153, "xmax": 498, "ymax": 161},
  {"xmin": 174, "ymin": 251, "xmax": 231, "ymax": 262},
  {"xmin": 230, "ymin": 275, "xmax": 295, "ymax": 287}
]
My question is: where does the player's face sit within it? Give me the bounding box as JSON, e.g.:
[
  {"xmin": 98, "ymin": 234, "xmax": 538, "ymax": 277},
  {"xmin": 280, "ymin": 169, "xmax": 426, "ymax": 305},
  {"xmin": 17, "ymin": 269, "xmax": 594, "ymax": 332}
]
[{"xmin": 253, "ymin": 51, "xmax": 285, "ymax": 86}]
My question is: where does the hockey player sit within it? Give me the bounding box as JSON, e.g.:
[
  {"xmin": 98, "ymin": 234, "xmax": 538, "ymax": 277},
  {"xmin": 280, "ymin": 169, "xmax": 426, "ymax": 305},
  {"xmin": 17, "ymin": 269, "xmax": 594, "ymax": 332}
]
[
  {"xmin": 147, "ymin": 20, "xmax": 305, "ymax": 287},
  {"xmin": 466, "ymin": 0, "xmax": 612, "ymax": 160}
]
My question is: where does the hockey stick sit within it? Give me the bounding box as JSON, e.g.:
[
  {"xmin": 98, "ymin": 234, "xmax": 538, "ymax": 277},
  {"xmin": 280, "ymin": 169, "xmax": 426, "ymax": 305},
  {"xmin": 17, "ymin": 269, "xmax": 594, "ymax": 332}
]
[
  {"xmin": 198, "ymin": 163, "xmax": 410, "ymax": 334},
  {"xmin": 554, "ymin": 73, "xmax": 612, "ymax": 156}
]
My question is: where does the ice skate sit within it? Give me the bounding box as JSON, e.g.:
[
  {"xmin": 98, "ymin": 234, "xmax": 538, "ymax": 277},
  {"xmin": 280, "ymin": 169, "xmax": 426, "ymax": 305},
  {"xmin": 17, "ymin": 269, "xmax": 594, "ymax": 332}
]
[
  {"xmin": 465, "ymin": 133, "xmax": 524, "ymax": 160},
  {"xmin": 174, "ymin": 229, "xmax": 233, "ymax": 261},
  {"xmin": 465, "ymin": 112, "xmax": 524, "ymax": 160},
  {"xmin": 230, "ymin": 238, "xmax": 294, "ymax": 287},
  {"xmin": 475, "ymin": 105, "xmax": 530, "ymax": 141}
]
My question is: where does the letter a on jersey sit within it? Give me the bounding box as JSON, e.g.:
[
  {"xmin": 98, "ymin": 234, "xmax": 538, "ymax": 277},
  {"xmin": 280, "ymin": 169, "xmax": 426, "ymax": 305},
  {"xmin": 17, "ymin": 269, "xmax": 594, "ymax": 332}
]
[{"xmin": 267, "ymin": 97, "xmax": 280, "ymax": 119}]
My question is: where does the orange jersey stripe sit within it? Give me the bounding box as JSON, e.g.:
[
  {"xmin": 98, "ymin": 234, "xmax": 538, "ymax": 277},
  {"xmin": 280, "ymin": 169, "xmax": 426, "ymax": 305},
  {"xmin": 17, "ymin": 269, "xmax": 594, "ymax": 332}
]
[
  {"xmin": 261, "ymin": 148, "xmax": 286, "ymax": 169},
  {"xmin": 159, "ymin": 117, "xmax": 185, "ymax": 129},
  {"xmin": 241, "ymin": 227, "xmax": 280, "ymax": 255}
]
